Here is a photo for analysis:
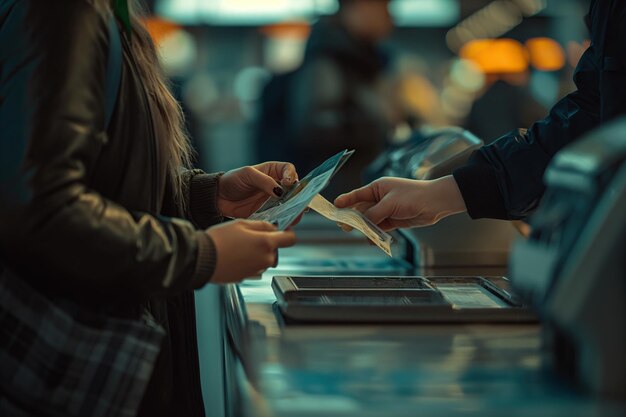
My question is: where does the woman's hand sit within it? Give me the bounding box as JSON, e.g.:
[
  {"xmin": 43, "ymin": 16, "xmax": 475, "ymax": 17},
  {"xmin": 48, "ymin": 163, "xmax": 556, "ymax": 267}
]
[
  {"xmin": 334, "ymin": 175, "xmax": 467, "ymax": 231},
  {"xmin": 206, "ymin": 220, "xmax": 297, "ymax": 284},
  {"xmin": 217, "ymin": 162, "xmax": 298, "ymax": 219}
]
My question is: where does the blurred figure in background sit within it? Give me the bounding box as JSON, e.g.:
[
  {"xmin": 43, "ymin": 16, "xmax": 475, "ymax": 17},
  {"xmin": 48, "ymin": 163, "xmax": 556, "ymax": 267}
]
[
  {"xmin": 257, "ymin": 0, "xmax": 396, "ymax": 198},
  {"xmin": 334, "ymin": 0, "xmax": 626, "ymax": 230},
  {"xmin": 466, "ymin": 73, "xmax": 548, "ymax": 144}
]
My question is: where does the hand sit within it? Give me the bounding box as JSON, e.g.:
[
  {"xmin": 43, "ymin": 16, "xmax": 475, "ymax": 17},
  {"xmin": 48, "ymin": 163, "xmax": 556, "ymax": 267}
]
[
  {"xmin": 217, "ymin": 162, "xmax": 298, "ymax": 219},
  {"xmin": 206, "ymin": 220, "xmax": 297, "ymax": 284},
  {"xmin": 334, "ymin": 175, "xmax": 467, "ymax": 231}
]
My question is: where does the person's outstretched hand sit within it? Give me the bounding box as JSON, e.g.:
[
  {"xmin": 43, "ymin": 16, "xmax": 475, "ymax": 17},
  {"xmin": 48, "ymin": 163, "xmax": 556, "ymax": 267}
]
[
  {"xmin": 334, "ymin": 175, "xmax": 467, "ymax": 231},
  {"xmin": 217, "ymin": 162, "xmax": 298, "ymax": 219},
  {"xmin": 206, "ymin": 220, "xmax": 297, "ymax": 284}
]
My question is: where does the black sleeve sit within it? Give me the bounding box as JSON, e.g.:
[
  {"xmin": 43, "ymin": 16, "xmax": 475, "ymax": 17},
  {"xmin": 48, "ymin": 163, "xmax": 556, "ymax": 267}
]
[
  {"xmin": 179, "ymin": 169, "xmax": 225, "ymax": 229},
  {"xmin": 454, "ymin": 45, "xmax": 601, "ymax": 220}
]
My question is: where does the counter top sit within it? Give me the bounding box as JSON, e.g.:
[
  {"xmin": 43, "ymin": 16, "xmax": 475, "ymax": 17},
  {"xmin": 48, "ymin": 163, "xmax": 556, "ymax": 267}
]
[{"xmin": 220, "ymin": 221, "xmax": 626, "ymax": 417}]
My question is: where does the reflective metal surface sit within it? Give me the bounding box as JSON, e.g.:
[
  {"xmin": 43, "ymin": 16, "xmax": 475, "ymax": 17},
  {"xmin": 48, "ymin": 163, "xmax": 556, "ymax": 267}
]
[{"xmin": 223, "ymin": 222, "xmax": 626, "ymax": 417}]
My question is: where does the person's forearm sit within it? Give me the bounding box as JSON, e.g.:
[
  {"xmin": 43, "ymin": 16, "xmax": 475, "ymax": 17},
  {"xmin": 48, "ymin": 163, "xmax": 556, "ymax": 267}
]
[
  {"xmin": 431, "ymin": 175, "xmax": 467, "ymax": 221},
  {"xmin": 185, "ymin": 170, "xmax": 224, "ymax": 228},
  {"xmin": 454, "ymin": 45, "xmax": 600, "ymax": 220}
]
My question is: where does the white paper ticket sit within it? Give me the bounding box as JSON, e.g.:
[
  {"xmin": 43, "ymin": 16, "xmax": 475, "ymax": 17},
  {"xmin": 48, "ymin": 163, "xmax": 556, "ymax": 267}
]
[{"xmin": 308, "ymin": 194, "xmax": 393, "ymax": 257}]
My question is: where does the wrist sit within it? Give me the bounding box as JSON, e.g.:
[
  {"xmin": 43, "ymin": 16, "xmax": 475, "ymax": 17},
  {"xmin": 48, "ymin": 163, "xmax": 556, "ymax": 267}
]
[
  {"xmin": 191, "ymin": 232, "xmax": 218, "ymax": 288},
  {"xmin": 431, "ymin": 175, "xmax": 467, "ymax": 222},
  {"xmin": 190, "ymin": 172, "xmax": 225, "ymax": 228}
]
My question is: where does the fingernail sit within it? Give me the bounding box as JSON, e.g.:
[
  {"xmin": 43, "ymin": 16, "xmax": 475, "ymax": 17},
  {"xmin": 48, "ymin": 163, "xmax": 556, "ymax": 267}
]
[{"xmin": 273, "ymin": 187, "xmax": 284, "ymax": 197}]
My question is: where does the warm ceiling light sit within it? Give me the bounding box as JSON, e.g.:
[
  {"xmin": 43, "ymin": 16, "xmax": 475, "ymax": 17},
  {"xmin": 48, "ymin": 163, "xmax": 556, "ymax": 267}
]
[
  {"xmin": 460, "ymin": 38, "xmax": 529, "ymax": 74},
  {"xmin": 526, "ymin": 37, "xmax": 565, "ymax": 71}
]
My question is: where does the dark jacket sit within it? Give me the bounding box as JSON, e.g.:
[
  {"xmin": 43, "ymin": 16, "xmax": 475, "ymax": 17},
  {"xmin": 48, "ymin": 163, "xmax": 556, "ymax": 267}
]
[
  {"xmin": 454, "ymin": 0, "xmax": 626, "ymax": 220},
  {"xmin": 0, "ymin": 0, "xmax": 221, "ymax": 415},
  {"xmin": 288, "ymin": 16, "xmax": 391, "ymax": 198}
]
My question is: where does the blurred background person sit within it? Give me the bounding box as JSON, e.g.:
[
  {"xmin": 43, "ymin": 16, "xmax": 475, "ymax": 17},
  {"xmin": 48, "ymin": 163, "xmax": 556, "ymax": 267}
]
[
  {"xmin": 465, "ymin": 72, "xmax": 548, "ymax": 143},
  {"xmin": 150, "ymin": 0, "xmax": 590, "ymax": 182},
  {"xmin": 334, "ymin": 0, "xmax": 625, "ymax": 230},
  {"xmin": 256, "ymin": 0, "xmax": 397, "ymax": 198}
]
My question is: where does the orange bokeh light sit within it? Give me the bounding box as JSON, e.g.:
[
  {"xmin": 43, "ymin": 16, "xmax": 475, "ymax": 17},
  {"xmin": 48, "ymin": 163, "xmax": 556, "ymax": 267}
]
[
  {"xmin": 259, "ymin": 21, "xmax": 311, "ymax": 40},
  {"xmin": 526, "ymin": 37, "xmax": 565, "ymax": 71},
  {"xmin": 143, "ymin": 17, "xmax": 181, "ymax": 44},
  {"xmin": 460, "ymin": 39, "xmax": 529, "ymax": 74}
]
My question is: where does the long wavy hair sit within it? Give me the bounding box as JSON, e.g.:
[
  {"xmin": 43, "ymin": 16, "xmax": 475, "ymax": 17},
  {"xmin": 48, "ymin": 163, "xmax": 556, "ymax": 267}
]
[{"xmin": 93, "ymin": 0, "xmax": 194, "ymax": 207}]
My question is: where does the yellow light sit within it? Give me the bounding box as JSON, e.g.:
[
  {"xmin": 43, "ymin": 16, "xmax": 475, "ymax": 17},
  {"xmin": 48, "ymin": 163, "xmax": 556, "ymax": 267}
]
[
  {"xmin": 526, "ymin": 37, "xmax": 565, "ymax": 71},
  {"xmin": 460, "ymin": 39, "xmax": 528, "ymax": 74}
]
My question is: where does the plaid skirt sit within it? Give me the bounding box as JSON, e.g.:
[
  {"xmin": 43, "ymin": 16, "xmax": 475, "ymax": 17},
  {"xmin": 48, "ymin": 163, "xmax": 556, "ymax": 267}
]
[{"xmin": 0, "ymin": 270, "xmax": 164, "ymax": 417}]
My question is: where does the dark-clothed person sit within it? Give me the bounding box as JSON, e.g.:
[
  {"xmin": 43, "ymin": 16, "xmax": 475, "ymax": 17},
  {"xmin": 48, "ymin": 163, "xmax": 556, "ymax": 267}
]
[
  {"xmin": 454, "ymin": 0, "xmax": 626, "ymax": 220},
  {"xmin": 0, "ymin": 1, "xmax": 298, "ymax": 416},
  {"xmin": 334, "ymin": 0, "xmax": 626, "ymax": 238},
  {"xmin": 257, "ymin": 0, "xmax": 394, "ymax": 199}
]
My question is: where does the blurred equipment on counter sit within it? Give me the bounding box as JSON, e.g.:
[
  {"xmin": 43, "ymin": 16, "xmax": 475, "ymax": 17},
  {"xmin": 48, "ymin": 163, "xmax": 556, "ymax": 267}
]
[
  {"xmin": 364, "ymin": 127, "xmax": 482, "ymax": 181},
  {"xmin": 511, "ymin": 118, "xmax": 626, "ymax": 398},
  {"xmin": 367, "ymin": 127, "xmax": 518, "ymax": 267},
  {"xmin": 272, "ymin": 275, "xmax": 536, "ymax": 324}
]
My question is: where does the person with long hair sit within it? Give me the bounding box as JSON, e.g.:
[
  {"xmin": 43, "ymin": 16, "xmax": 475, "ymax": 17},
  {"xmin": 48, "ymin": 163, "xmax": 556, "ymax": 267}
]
[{"xmin": 0, "ymin": 0, "xmax": 298, "ymax": 415}]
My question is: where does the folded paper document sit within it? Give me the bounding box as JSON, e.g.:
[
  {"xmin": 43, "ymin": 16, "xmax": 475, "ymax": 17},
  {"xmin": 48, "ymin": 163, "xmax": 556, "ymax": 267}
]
[
  {"xmin": 308, "ymin": 194, "xmax": 393, "ymax": 256},
  {"xmin": 249, "ymin": 149, "xmax": 393, "ymax": 256},
  {"xmin": 249, "ymin": 149, "xmax": 353, "ymax": 229}
]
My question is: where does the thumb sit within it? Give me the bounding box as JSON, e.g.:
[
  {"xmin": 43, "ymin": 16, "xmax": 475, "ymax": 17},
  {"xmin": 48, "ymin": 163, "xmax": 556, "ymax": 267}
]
[
  {"xmin": 239, "ymin": 220, "xmax": 277, "ymax": 232},
  {"xmin": 267, "ymin": 230, "xmax": 297, "ymax": 249},
  {"xmin": 363, "ymin": 198, "xmax": 393, "ymax": 226},
  {"xmin": 334, "ymin": 184, "xmax": 376, "ymax": 208}
]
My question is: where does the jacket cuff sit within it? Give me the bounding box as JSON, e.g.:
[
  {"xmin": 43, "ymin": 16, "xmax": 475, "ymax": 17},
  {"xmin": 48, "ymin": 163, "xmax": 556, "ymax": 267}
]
[
  {"xmin": 453, "ymin": 151, "xmax": 509, "ymax": 220},
  {"xmin": 189, "ymin": 172, "xmax": 224, "ymax": 229},
  {"xmin": 191, "ymin": 232, "xmax": 218, "ymax": 288}
]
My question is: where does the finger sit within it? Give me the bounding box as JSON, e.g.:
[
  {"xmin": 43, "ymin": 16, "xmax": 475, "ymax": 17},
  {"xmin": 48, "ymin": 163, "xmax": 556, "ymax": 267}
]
[
  {"xmin": 254, "ymin": 162, "xmax": 299, "ymax": 186},
  {"xmin": 334, "ymin": 184, "xmax": 377, "ymax": 208},
  {"xmin": 239, "ymin": 220, "xmax": 277, "ymax": 232},
  {"xmin": 244, "ymin": 167, "xmax": 284, "ymax": 197},
  {"xmin": 363, "ymin": 198, "xmax": 393, "ymax": 226},
  {"xmin": 336, "ymin": 222, "xmax": 353, "ymax": 232},
  {"xmin": 352, "ymin": 201, "xmax": 376, "ymax": 213},
  {"xmin": 378, "ymin": 218, "xmax": 406, "ymax": 232},
  {"xmin": 280, "ymin": 163, "xmax": 298, "ymax": 186},
  {"xmin": 266, "ymin": 230, "xmax": 297, "ymax": 248},
  {"xmin": 377, "ymin": 219, "xmax": 397, "ymax": 232}
]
